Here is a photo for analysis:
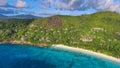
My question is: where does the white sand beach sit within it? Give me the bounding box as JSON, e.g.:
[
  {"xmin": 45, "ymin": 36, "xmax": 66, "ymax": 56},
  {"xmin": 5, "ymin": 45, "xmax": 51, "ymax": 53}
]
[{"xmin": 52, "ymin": 44, "xmax": 120, "ymax": 64}]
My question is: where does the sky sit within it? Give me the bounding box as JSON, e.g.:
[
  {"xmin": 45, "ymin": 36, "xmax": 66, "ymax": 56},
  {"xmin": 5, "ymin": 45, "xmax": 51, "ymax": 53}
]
[{"xmin": 0, "ymin": 0, "xmax": 120, "ymax": 17}]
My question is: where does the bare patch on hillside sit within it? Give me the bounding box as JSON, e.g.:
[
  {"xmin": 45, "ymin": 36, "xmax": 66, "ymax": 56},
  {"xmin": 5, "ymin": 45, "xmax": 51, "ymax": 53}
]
[{"xmin": 48, "ymin": 16, "xmax": 62, "ymax": 27}]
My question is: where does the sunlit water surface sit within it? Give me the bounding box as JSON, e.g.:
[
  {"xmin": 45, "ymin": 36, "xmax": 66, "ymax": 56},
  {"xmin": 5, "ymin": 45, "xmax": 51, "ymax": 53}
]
[{"xmin": 0, "ymin": 44, "xmax": 120, "ymax": 68}]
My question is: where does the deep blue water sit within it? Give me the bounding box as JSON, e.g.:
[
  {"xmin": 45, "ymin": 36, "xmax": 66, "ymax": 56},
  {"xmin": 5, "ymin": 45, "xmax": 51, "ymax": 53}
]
[{"xmin": 0, "ymin": 44, "xmax": 120, "ymax": 68}]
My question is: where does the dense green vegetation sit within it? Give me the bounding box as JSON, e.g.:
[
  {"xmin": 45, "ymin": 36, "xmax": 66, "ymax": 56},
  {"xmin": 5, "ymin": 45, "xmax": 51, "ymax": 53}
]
[{"xmin": 0, "ymin": 11, "xmax": 120, "ymax": 58}]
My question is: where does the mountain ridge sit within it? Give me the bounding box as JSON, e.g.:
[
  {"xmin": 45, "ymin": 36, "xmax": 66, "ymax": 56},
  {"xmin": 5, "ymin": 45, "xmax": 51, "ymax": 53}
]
[{"xmin": 0, "ymin": 14, "xmax": 40, "ymax": 19}]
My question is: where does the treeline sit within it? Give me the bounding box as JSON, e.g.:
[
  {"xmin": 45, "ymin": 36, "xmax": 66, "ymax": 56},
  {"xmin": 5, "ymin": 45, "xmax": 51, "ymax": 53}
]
[
  {"xmin": 0, "ymin": 11, "xmax": 120, "ymax": 58},
  {"xmin": 0, "ymin": 19, "xmax": 34, "ymax": 41}
]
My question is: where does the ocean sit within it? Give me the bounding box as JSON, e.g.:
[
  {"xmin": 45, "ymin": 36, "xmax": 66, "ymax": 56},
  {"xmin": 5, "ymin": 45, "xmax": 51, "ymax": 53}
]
[{"xmin": 0, "ymin": 44, "xmax": 120, "ymax": 68}]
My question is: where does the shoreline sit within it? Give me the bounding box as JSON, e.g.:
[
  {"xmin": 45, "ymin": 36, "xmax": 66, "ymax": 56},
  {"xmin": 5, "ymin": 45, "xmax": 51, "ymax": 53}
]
[
  {"xmin": 52, "ymin": 44, "xmax": 120, "ymax": 64},
  {"xmin": 0, "ymin": 40, "xmax": 48, "ymax": 48},
  {"xmin": 0, "ymin": 41, "xmax": 120, "ymax": 64}
]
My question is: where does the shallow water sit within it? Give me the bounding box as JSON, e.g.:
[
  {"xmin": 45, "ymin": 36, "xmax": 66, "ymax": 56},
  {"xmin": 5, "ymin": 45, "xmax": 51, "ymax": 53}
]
[{"xmin": 0, "ymin": 44, "xmax": 120, "ymax": 68}]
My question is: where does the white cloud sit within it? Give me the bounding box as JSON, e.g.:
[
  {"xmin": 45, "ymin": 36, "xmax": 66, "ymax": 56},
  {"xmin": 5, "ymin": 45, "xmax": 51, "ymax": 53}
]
[
  {"xmin": 0, "ymin": 0, "xmax": 7, "ymax": 6},
  {"xmin": 96, "ymin": 0, "xmax": 120, "ymax": 13},
  {"xmin": 16, "ymin": 0, "xmax": 28, "ymax": 8},
  {"xmin": 40, "ymin": 0, "xmax": 120, "ymax": 13}
]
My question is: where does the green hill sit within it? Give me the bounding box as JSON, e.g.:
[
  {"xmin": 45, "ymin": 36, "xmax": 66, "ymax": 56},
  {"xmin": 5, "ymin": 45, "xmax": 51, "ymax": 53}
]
[{"xmin": 0, "ymin": 11, "xmax": 120, "ymax": 58}]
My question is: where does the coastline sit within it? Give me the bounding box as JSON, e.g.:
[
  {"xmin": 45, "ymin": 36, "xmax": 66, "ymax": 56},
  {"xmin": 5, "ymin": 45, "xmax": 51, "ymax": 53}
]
[
  {"xmin": 0, "ymin": 40, "xmax": 48, "ymax": 48},
  {"xmin": 0, "ymin": 41, "xmax": 120, "ymax": 64},
  {"xmin": 52, "ymin": 44, "xmax": 120, "ymax": 64}
]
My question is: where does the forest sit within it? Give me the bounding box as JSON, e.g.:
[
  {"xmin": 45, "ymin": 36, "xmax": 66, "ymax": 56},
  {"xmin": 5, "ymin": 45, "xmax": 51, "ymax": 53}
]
[{"xmin": 0, "ymin": 11, "xmax": 120, "ymax": 58}]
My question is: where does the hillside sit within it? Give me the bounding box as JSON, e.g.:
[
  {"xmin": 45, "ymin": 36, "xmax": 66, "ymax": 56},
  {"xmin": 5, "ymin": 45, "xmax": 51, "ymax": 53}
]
[{"xmin": 0, "ymin": 11, "xmax": 120, "ymax": 58}]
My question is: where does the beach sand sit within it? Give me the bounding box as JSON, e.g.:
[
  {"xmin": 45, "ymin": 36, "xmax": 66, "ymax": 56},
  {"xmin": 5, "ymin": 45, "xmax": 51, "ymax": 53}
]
[{"xmin": 52, "ymin": 44, "xmax": 120, "ymax": 64}]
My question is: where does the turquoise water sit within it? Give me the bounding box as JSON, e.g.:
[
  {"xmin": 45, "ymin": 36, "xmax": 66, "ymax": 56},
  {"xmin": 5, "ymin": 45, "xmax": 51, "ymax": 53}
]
[{"xmin": 0, "ymin": 44, "xmax": 120, "ymax": 68}]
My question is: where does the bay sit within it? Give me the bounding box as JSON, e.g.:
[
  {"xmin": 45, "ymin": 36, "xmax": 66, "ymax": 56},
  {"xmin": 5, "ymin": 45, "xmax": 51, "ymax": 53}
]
[{"xmin": 0, "ymin": 44, "xmax": 120, "ymax": 68}]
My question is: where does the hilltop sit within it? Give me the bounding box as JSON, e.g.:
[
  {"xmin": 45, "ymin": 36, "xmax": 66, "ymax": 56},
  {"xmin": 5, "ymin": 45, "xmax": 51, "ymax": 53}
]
[{"xmin": 0, "ymin": 11, "xmax": 120, "ymax": 58}]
